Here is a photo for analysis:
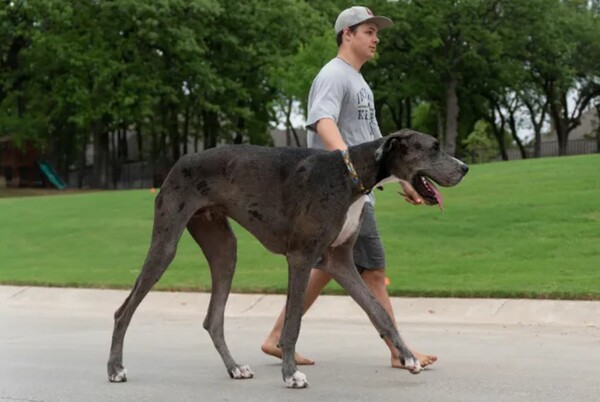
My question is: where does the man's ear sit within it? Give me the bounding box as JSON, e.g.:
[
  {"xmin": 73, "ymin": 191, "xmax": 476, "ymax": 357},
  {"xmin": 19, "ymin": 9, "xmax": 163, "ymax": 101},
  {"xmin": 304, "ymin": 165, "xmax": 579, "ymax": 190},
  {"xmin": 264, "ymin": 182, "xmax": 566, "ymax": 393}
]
[{"xmin": 374, "ymin": 135, "xmax": 405, "ymax": 162}]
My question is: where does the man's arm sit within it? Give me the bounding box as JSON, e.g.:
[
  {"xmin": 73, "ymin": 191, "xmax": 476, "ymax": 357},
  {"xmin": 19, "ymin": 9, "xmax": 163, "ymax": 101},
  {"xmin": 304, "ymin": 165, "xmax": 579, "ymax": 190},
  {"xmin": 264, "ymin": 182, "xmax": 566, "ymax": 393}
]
[{"xmin": 314, "ymin": 118, "xmax": 348, "ymax": 151}]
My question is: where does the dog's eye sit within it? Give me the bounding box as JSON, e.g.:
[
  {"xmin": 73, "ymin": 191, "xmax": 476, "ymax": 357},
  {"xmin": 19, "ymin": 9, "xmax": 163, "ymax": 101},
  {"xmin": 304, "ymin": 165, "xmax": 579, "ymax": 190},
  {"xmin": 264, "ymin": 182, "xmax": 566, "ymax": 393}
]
[{"xmin": 433, "ymin": 142, "xmax": 440, "ymax": 151}]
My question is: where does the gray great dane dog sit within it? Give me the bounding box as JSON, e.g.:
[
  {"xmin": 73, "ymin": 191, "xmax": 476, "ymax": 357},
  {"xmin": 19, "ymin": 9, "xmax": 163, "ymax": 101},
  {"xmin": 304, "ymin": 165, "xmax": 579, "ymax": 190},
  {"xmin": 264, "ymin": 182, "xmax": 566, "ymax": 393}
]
[{"xmin": 107, "ymin": 129, "xmax": 469, "ymax": 388}]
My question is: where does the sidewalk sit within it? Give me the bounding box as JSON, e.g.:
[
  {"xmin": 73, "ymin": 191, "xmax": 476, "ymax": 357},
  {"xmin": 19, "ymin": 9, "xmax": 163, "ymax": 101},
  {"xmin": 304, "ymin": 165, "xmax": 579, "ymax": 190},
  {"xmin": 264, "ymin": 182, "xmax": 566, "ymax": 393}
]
[
  {"xmin": 2, "ymin": 285, "xmax": 600, "ymax": 401},
  {"xmin": 2, "ymin": 285, "xmax": 598, "ymax": 327}
]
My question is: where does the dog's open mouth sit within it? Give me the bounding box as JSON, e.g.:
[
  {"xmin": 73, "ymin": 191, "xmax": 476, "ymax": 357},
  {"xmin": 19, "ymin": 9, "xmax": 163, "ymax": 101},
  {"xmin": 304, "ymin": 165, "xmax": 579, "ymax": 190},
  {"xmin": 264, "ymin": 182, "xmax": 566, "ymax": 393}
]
[{"xmin": 412, "ymin": 175, "xmax": 444, "ymax": 210}]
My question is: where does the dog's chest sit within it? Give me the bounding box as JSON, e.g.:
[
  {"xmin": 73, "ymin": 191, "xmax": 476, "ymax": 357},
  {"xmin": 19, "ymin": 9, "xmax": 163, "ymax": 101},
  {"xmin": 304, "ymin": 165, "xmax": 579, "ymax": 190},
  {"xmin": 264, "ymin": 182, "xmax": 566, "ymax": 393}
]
[{"xmin": 331, "ymin": 196, "xmax": 367, "ymax": 247}]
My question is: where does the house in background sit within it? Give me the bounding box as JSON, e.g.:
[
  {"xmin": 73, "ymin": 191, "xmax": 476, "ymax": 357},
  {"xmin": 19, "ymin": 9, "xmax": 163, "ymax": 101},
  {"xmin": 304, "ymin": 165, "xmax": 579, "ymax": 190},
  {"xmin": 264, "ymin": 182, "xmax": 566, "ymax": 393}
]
[
  {"xmin": 557, "ymin": 107, "xmax": 599, "ymax": 141},
  {"xmin": 0, "ymin": 137, "xmax": 43, "ymax": 187},
  {"xmin": 270, "ymin": 127, "xmax": 307, "ymax": 147},
  {"xmin": 540, "ymin": 107, "xmax": 599, "ymax": 156}
]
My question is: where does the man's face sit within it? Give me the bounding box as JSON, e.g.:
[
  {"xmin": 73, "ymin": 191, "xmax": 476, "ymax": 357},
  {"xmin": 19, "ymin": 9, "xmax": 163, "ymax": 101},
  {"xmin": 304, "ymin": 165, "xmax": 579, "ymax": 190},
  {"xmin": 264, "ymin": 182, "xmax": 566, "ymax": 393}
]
[{"xmin": 347, "ymin": 22, "xmax": 380, "ymax": 61}]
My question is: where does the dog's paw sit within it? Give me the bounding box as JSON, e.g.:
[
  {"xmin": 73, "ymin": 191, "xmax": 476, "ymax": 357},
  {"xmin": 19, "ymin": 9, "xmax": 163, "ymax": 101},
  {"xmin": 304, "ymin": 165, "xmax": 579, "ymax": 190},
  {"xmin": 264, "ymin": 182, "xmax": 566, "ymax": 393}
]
[
  {"xmin": 403, "ymin": 357, "xmax": 422, "ymax": 375},
  {"xmin": 108, "ymin": 367, "xmax": 128, "ymax": 383},
  {"xmin": 284, "ymin": 370, "xmax": 309, "ymax": 388},
  {"xmin": 229, "ymin": 365, "xmax": 254, "ymax": 379}
]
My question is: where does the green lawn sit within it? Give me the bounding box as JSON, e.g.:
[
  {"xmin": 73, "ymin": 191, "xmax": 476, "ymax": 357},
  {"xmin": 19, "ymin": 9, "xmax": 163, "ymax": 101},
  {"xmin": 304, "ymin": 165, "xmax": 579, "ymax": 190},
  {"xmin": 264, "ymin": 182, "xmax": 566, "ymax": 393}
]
[{"xmin": 1, "ymin": 154, "xmax": 599, "ymax": 299}]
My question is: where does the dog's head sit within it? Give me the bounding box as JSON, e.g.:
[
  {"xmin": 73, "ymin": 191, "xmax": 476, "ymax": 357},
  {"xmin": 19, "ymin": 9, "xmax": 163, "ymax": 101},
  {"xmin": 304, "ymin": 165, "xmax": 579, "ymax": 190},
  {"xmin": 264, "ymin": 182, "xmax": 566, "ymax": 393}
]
[{"xmin": 374, "ymin": 129, "xmax": 469, "ymax": 208}]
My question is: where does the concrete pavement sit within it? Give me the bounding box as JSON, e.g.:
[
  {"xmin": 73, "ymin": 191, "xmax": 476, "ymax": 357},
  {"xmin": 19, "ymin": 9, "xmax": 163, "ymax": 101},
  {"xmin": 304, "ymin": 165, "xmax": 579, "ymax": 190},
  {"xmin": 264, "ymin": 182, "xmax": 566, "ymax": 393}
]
[
  {"xmin": 2, "ymin": 285, "xmax": 598, "ymax": 326},
  {"xmin": 1, "ymin": 286, "xmax": 599, "ymax": 401}
]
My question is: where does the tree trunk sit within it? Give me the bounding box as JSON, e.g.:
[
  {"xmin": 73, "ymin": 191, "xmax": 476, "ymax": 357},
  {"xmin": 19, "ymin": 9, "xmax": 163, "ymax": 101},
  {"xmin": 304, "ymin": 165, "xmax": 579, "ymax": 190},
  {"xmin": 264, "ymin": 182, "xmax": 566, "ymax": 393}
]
[
  {"xmin": 194, "ymin": 111, "xmax": 200, "ymax": 152},
  {"xmin": 203, "ymin": 110, "xmax": 219, "ymax": 149},
  {"xmin": 136, "ymin": 124, "xmax": 143, "ymax": 161},
  {"xmin": 77, "ymin": 132, "xmax": 88, "ymax": 189},
  {"xmin": 557, "ymin": 128, "xmax": 568, "ymax": 156},
  {"xmin": 169, "ymin": 104, "xmax": 180, "ymax": 161},
  {"xmin": 444, "ymin": 76, "xmax": 459, "ymax": 156},
  {"xmin": 159, "ymin": 102, "xmax": 168, "ymax": 160},
  {"xmin": 119, "ymin": 127, "xmax": 128, "ymax": 160},
  {"xmin": 110, "ymin": 131, "xmax": 118, "ymax": 189},
  {"xmin": 150, "ymin": 118, "xmax": 159, "ymax": 188},
  {"xmin": 547, "ymin": 83, "xmax": 570, "ymax": 156},
  {"xmin": 383, "ymin": 100, "xmax": 403, "ymax": 130},
  {"xmin": 288, "ymin": 123, "xmax": 301, "ymax": 147},
  {"xmin": 285, "ymin": 99, "xmax": 301, "ymax": 147},
  {"xmin": 523, "ymin": 98, "xmax": 547, "ymax": 158},
  {"xmin": 183, "ymin": 102, "xmax": 191, "ymax": 155},
  {"xmin": 92, "ymin": 120, "xmax": 109, "ymax": 188},
  {"xmin": 234, "ymin": 117, "xmax": 244, "ymax": 144},
  {"xmin": 507, "ymin": 110, "xmax": 527, "ymax": 159},
  {"xmin": 0, "ymin": 35, "xmax": 29, "ymax": 104},
  {"xmin": 405, "ymin": 98, "xmax": 412, "ymax": 128},
  {"xmin": 489, "ymin": 106, "xmax": 508, "ymax": 161},
  {"xmin": 549, "ymin": 100, "xmax": 569, "ymax": 156},
  {"xmin": 57, "ymin": 124, "xmax": 72, "ymax": 178},
  {"xmin": 436, "ymin": 107, "xmax": 444, "ymax": 140},
  {"xmin": 285, "ymin": 99, "xmax": 302, "ymax": 147},
  {"xmin": 111, "ymin": 126, "xmax": 127, "ymax": 189}
]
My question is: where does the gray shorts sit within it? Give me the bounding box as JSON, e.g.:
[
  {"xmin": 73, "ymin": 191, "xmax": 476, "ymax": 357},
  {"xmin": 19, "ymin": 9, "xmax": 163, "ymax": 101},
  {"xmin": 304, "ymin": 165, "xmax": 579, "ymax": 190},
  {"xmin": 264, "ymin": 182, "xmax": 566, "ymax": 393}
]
[{"xmin": 316, "ymin": 202, "xmax": 386, "ymax": 272}]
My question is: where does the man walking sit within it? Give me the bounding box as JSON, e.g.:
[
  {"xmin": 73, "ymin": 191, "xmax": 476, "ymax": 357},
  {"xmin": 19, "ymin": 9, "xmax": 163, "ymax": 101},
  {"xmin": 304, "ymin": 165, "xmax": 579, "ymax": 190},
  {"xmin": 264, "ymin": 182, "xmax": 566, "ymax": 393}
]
[{"xmin": 261, "ymin": 6, "xmax": 437, "ymax": 370}]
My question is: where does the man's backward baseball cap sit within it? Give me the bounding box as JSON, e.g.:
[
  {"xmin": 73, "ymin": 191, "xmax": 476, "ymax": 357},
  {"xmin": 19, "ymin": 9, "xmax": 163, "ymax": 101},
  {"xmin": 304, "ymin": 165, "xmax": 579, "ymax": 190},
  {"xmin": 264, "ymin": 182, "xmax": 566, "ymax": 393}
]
[{"xmin": 334, "ymin": 6, "xmax": 393, "ymax": 35}]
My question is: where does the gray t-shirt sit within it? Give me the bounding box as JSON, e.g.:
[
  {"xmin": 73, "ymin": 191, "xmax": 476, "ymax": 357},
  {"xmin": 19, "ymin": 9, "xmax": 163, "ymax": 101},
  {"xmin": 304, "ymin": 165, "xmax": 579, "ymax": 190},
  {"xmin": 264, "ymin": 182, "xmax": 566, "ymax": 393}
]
[{"xmin": 306, "ymin": 57, "xmax": 382, "ymax": 150}]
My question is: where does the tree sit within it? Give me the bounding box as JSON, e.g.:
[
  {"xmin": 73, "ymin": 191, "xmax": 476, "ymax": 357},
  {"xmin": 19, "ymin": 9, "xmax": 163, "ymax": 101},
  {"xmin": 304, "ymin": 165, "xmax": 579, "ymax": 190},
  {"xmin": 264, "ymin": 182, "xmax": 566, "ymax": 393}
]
[
  {"xmin": 271, "ymin": 27, "xmax": 336, "ymax": 145},
  {"xmin": 198, "ymin": 0, "xmax": 321, "ymax": 148},
  {"xmin": 370, "ymin": 0, "xmax": 508, "ymax": 157},
  {"xmin": 463, "ymin": 120, "xmax": 501, "ymax": 163},
  {"xmin": 507, "ymin": 0, "xmax": 600, "ymax": 155},
  {"xmin": 0, "ymin": 1, "xmax": 40, "ymax": 144},
  {"xmin": 521, "ymin": 84, "xmax": 549, "ymax": 158}
]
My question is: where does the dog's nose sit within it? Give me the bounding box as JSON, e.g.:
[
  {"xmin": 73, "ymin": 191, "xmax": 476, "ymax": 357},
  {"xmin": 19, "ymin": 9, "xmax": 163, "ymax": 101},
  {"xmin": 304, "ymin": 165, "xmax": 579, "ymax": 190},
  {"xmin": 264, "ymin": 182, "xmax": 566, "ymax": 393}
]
[{"xmin": 462, "ymin": 164, "xmax": 469, "ymax": 174}]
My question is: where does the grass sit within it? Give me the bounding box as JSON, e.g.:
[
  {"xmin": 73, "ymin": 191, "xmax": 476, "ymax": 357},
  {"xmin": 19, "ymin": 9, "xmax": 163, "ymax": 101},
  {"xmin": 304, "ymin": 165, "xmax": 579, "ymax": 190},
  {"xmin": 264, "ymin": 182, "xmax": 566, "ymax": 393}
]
[{"xmin": 0, "ymin": 154, "xmax": 599, "ymax": 299}]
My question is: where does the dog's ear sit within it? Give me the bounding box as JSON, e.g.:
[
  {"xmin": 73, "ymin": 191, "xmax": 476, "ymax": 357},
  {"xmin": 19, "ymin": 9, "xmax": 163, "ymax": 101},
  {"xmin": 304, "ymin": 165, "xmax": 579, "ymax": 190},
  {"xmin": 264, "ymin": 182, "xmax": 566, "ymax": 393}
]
[{"xmin": 374, "ymin": 134, "xmax": 406, "ymax": 162}]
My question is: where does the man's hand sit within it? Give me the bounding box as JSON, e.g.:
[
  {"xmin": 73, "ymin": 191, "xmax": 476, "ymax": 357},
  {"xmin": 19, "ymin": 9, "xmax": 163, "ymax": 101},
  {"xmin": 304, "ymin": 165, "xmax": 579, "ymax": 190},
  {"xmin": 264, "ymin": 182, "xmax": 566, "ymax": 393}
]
[{"xmin": 398, "ymin": 180, "xmax": 423, "ymax": 206}]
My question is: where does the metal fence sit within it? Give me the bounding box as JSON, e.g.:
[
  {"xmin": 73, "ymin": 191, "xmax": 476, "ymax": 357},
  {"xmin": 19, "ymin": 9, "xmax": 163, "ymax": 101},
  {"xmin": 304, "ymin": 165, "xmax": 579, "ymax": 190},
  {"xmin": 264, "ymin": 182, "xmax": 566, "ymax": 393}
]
[
  {"xmin": 66, "ymin": 138, "xmax": 598, "ymax": 188},
  {"xmin": 67, "ymin": 161, "xmax": 170, "ymax": 189},
  {"xmin": 503, "ymin": 138, "xmax": 598, "ymax": 160}
]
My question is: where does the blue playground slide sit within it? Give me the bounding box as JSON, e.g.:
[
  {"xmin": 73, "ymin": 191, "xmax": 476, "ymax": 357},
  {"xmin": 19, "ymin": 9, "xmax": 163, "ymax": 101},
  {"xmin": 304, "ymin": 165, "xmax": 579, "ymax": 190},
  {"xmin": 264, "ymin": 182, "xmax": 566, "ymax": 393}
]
[{"xmin": 37, "ymin": 160, "xmax": 67, "ymax": 190}]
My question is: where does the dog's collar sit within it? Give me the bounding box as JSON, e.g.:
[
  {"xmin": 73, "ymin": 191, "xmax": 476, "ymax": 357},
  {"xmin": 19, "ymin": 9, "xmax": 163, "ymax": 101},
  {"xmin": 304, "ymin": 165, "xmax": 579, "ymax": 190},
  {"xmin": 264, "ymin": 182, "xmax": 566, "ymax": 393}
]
[{"xmin": 341, "ymin": 149, "xmax": 371, "ymax": 194}]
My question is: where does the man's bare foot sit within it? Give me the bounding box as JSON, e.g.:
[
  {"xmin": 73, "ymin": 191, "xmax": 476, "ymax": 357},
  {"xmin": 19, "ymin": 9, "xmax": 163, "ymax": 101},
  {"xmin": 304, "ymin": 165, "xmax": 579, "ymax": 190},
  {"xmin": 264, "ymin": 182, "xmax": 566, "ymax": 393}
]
[
  {"xmin": 261, "ymin": 341, "xmax": 315, "ymax": 365},
  {"xmin": 391, "ymin": 351, "xmax": 437, "ymax": 370}
]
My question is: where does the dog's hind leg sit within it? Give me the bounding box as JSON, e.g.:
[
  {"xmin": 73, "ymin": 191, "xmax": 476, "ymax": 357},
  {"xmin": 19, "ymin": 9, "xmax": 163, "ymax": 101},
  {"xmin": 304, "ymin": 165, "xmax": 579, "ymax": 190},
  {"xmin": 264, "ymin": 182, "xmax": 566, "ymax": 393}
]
[
  {"xmin": 186, "ymin": 212, "xmax": 253, "ymax": 380},
  {"xmin": 324, "ymin": 243, "xmax": 422, "ymax": 375},
  {"xmin": 107, "ymin": 191, "xmax": 192, "ymax": 383}
]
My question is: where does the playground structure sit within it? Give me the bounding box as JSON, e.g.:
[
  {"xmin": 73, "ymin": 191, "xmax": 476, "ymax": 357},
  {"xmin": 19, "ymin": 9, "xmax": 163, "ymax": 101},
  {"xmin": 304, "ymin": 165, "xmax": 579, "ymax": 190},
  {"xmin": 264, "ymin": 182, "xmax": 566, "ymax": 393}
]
[{"xmin": 0, "ymin": 137, "xmax": 66, "ymax": 190}]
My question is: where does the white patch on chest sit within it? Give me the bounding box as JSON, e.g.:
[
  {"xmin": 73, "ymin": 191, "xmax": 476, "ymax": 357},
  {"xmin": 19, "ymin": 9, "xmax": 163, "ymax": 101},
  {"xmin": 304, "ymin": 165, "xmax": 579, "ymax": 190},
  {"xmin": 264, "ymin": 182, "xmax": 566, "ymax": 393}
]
[{"xmin": 332, "ymin": 196, "xmax": 367, "ymax": 247}]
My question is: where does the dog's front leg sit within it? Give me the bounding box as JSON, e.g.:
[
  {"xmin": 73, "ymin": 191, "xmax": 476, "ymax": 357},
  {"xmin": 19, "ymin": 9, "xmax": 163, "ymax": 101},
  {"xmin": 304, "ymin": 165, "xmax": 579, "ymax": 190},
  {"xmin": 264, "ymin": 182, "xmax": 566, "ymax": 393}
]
[
  {"xmin": 324, "ymin": 244, "xmax": 422, "ymax": 375},
  {"xmin": 279, "ymin": 252, "xmax": 313, "ymax": 388}
]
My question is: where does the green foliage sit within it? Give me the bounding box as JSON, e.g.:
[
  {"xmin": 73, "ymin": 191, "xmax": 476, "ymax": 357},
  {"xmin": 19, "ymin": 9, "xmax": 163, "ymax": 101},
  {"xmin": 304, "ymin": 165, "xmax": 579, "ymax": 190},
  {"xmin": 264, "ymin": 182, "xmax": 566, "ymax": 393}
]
[
  {"xmin": 498, "ymin": 0, "xmax": 600, "ymax": 154},
  {"xmin": 462, "ymin": 120, "xmax": 500, "ymax": 164},
  {"xmin": 410, "ymin": 102, "xmax": 438, "ymax": 136},
  {"xmin": 0, "ymin": 0, "xmax": 598, "ymax": 183},
  {"xmin": 1, "ymin": 154, "xmax": 599, "ymax": 299},
  {"xmin": 271, "ymin": 28, "xmax": 337, "ymax": 117}
]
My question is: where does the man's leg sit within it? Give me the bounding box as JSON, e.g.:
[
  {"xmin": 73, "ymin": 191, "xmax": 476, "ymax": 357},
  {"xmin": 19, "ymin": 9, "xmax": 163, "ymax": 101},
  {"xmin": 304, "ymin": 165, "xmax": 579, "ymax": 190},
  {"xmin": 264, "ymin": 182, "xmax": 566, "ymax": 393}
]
[
  {"xmin": 361, "ymin": 268, "xmax": 438, "ymax": 369},
  {"xmin": 261, "ymin": 268, "xmax": 332, "ymax": 364}
]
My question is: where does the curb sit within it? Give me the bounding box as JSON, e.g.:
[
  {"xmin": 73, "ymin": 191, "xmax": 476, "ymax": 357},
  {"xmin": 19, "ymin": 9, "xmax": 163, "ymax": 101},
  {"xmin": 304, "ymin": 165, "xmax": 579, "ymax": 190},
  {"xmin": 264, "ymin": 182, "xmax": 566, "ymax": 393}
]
[{"xmin": 2, "ymin": 285, "xmax": 599, "ymax": 327}]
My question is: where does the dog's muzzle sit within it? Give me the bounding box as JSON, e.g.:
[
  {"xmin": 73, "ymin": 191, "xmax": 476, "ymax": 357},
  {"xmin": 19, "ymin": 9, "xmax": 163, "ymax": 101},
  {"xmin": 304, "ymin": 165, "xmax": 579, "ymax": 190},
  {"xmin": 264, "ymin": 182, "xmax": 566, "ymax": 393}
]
[{"xmin": 412, "ymin": 175, "xmax": 444, "ymax": 209}]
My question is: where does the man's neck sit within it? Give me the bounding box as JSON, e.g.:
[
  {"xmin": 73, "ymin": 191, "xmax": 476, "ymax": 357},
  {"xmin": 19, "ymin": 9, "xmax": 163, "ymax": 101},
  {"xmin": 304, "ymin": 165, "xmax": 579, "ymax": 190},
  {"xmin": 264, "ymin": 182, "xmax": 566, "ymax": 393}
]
[{"xmin": 337, "ymin": 47, "xmax": 367, "ymax": 71}]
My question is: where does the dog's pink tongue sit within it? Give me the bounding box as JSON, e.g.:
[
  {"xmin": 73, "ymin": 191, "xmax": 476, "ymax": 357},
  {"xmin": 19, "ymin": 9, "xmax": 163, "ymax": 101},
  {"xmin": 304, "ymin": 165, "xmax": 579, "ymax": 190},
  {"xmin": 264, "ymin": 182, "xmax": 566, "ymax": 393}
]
[
  {"xmin": 434, "ymin": 188, "xmax": 444, "ymax": 211},
  {"xmin": 425, "ymin": 178, "xmax": 444, "ymax": 211}
]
